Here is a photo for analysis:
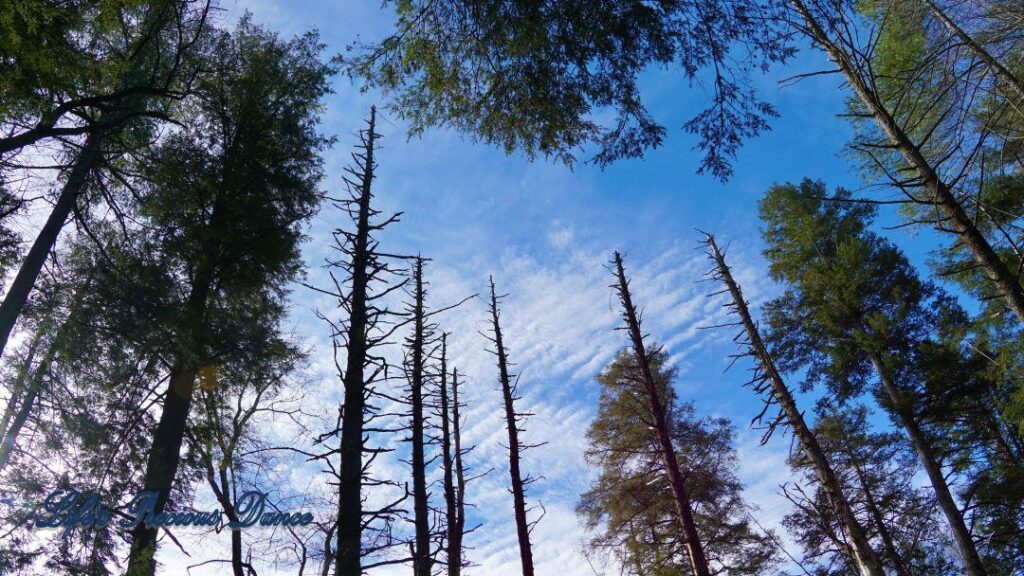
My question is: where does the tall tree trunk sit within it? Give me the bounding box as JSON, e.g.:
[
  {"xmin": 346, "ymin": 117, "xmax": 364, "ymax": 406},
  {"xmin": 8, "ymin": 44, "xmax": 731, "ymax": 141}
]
[
  {"xmin": 409, "ymin": 257, "xmax": 432, "ymax": 576},
  {"xmin": 703, "ymin": 236, "xmax": 888, "ymax": 576},
  {"xmin": 848, "ymin": 458, "xmax": 911, "ymax": 576},
  {"xmin": 867, "ymin": 354, "xmax": 988, "ymax": 576},
  {"xmin": 920, "ymin": 0, "xmax": 1024, "ymax": 106},
  {"xmin": 610, "ymin": 253, "xmax": 711, "ymax": 576},
  {"xmin": 790, "ymin": 0, "xmax": 1024, "ymax": 324},
  {"xmin": 0, "ymin": 331, "xmax": 41, "ymax": 471},
  {"xmin": 0, "ymin": 132, "xmax": 102, "ymax": 358},
  {"xmin": 125, "ymin": 258, "xmax": 213, "ymax": 576},
  {"xmin": 450, "ymin": 368, "xmax": 466, "ymax": 576},
  {"xmin": 0, "ymin": 326, "xmax": 59, "ymax": 473},
  {"xmin": 487, "ymin": 277, "xmax": 535, "ymax": 576},
  {"xmin": 438, "ymin": 335, "xmax": 460, "ymax": 576},
  {"xmin": 334, "ymin": 106, "xmax": 379, "ymax": 576}
]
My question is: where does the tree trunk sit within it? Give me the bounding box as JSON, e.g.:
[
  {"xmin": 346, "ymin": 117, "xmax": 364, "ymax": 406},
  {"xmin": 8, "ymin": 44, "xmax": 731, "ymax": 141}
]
[
  {"xmin": 410, "ymin": 257, "xmax": 432, "ymax": 576},
  {"xmin": 334, "ymin": 106, "xmax": 378, "ymax": 576},
  {"xmin": 0, "ymin": 331, "xmax": 41, "ymax": 471},
  {"xmin": 438, "ymin": 336, "xmax": 460, "ymax": 576},
  {"xmin": 0, "ymin": 328, "xmax": 58, "ymax": 473},
  {"xmin": 867, "ymin": 354, "xmax": 988, "ymax": 576},
  {"xmin": 231, "ymin": 528, "xmax": 244, "ymax": 576},
  {"xmin": 450, "ymin": 368, "xmax": 466, "ymax": 576},
  {"xmin": 921, "ymin": 0, "xmax": 1024, "ymax": 106},
  {"xmin": 0, "ymin": 132, "xmax": 102, "ymax": 359},
  {"xmin": 704, "ymin": 236, "xmax": 888, "ymax": 576},
  {"xmin": 125, "ymin": 259, "xmax": 213, "ymax": 576},
  {"xmin": 611, "ymin": 253, "xmax": 711, "ymax": 576},
  {"xmin": 487, "ymin": 277, "xmax": 535, "ymax": 576},
  {"xmin": 790, "ymin": 0, "xmax": 1024, "ymax": 325},
  {"xmin": 849, "ymin": 459, "xmax": 911, "ymax": 576}
]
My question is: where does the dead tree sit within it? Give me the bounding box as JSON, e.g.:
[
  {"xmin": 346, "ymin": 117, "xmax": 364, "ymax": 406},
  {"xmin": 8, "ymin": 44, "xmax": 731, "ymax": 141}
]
[
  {"xmin": 405, "ymin": 256, "xmax": 437, "ymax": 576},
  {"xmin": 700, "ymin": 233, "xmax": 887, "ymax": 576},
  {"xmin": 608, "ymin": 253, "xmax": 711, "ymax": 576},
  {"xmin": 447, "ymin": 366, "xmax": 468, "ymax": 576},
  {"xmin": 309, "ymin": 107, "xmax": 411, "ymax": 576},
  {"xmin": 437, "ymin": 341, "xmax": 482, "ymax": 576},
  {"xmin": 485, "ymin": 277, "xmax": 544, "ymax": 576},
  {"xmin": 437, "ymin": 334, "xmax": 460, "ymax": 576}
]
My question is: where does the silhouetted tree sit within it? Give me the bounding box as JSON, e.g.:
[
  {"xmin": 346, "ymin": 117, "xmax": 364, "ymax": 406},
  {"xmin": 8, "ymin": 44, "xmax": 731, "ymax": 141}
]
[{"xmin": 484, "ymin": 277, "xmax": 542, "ymax": 576}]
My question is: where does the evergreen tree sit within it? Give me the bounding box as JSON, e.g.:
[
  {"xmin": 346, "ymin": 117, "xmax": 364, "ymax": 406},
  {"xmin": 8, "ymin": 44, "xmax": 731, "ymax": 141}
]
[
  {"xmin": 108, "ymin": 18, "xmax": 331, "ymax": 574},
  {"xmin": 0, "ymin": 0, "xmax": 211, "ymax": 359},
  {"xmin": 760, "ymin": 179, "xmax": 993, "ymax": 576},
  {"xmin": 345, "ymin": 0, "xmax": 794, "ymax": 179},
  {"xmin": 578, "ymin": 348, "xmax": 777, "ymax": 575}
]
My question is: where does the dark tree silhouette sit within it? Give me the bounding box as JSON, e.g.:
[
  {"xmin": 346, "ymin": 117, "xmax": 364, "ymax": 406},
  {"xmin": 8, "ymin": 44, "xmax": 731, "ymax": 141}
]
[
  {"xmin": 0, "ymin": 0, "xmax": 210, "ymax": 361},
  {"xmin": 308, "ymin": 107, "xmax": 412, "ymax": 576},
  {"xmin": 484, "ymin": 277, "xmax": 543, "ymax": 576}
]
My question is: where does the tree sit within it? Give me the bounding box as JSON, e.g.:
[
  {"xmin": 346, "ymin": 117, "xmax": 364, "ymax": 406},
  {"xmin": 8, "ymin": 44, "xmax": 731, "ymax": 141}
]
[
  {"xmin": 702, "ymin": 232, "xmax": 887, "ymax": 576},
  {"xmin": 485, "ymin": 277, "xmax": 541, "ymax": 576},
  {"xmin": 781, "ymin": 404, "xmax": 958, "ymax": 576},
  {"xmin": 608, "ymin": 252, "xmax": 712, "ymax": 576},
  {"xmin": 308, "ymin": 106, "xmax": 411, "ymax": 576},
  {"xmin": 0, "ymin": 0, "xmax": 211, "ymax": 360},
  {"xmin": 785, "ymin": 0, "xmax": 1024, "ymax": 325},
  {"xmin": 345, "ymin": 0, "xmax": 795, "ymax": 180},
  {"xmin": 113, "ymin": 18, "xmax": 331, "ymax": 574},
  {"xmin": 759, "ymin": 179, "xmax": 990, "ymax": 576},
  {"xmin": 404, "ymin": 257, "xmax": 438, "ymax": 576},
  {"xmin": 187, "ymin": 336, "xmax": 308, "ymax": 576},
  {"xmin": 0, "ymin": 0, "xmax": 207, "ymax": 156},
  {"xmin": 578, "ymin": 347, "xmax": 777, "ymax": 575}
]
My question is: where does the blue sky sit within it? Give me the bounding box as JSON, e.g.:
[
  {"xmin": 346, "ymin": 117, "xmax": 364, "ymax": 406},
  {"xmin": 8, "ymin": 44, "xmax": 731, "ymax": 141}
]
[{"xmin": 157, "ymin": 2, "xmax": 956, "ymax": 574}]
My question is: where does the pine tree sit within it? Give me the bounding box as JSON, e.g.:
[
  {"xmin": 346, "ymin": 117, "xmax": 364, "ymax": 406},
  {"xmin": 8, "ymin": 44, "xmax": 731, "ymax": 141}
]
[
  {"xmin": 345, "ymin": 0, "xmax": 794, "ymax": 179},
  {"xmin": 759, "ymin": 179, "xmax": 990, "ymax": 576},
  {"xmin": 578, "ymin": 348, "xmax": 777, "ymax": 575},
  {"xmin": 609, "ymin": 253, "xmax": 712, "ymax": 576},
  {"xmin": 118, "ymin": 19, "xmax": 331, "ymax": 574}
]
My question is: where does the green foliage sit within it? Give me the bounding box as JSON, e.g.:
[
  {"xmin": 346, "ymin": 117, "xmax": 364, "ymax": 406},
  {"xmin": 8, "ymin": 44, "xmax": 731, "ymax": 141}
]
[
  {"xmin": 577, "ymin": 348, "xmax": 777, "ymax": 575},
  {"xmin": 346, "ymin": 0, "xmax": 795, "ymax": 179},
  {"xmin": 760, "ymin": 178, "xmax": 1024, "ymax": 572}
]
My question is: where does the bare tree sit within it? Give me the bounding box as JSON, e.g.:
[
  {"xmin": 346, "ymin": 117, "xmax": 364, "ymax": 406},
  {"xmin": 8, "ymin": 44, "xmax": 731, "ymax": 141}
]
[
  {"xmin": 405, "ymin": 256, "xmax": 438, "ymax": 576},
  {"xmin": 701, "ymin": 233, "xmax": 887, "ymax": 576},
  {"xmin": 484, "ymin": 277, "xmax": 543, "ymax": 576},
  {"xmin": 308, "ymin": 107, "xmax": 412, "ymax": 576},
  {"xmin": 437, "ymin": 341, "xmax": 483, "ymax": 576}
]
